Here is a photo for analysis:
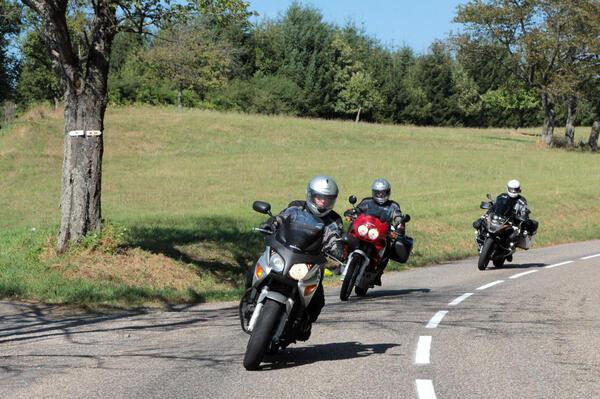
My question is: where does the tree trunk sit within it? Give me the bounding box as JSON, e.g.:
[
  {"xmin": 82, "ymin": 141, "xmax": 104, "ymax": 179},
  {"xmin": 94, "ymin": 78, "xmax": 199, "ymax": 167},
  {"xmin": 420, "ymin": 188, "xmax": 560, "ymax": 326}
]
[
  {"xmin": 541, "ymin": 92, "xmax": 555, "ymax": 146},
  {"xmin": 355, "ymin": 106, "xmax": 362, "ymax": 123},
  {"xmin": 177, "ymin": 81, "xmax": 183, "ymax": 109},
  {"xmin": 21, "ymin": 0, "xmax": 117, "ymax": 253},
  {"xmin": 589, "ymin": 108, "xmax": 600, "ymax": 152},
  {"xmin": 57, "ymin": 89, "xmax": 105, "ymax": 253},
  {"xmin": 564, "ymin": 95, "xmax": 576, "ymax": 147}
]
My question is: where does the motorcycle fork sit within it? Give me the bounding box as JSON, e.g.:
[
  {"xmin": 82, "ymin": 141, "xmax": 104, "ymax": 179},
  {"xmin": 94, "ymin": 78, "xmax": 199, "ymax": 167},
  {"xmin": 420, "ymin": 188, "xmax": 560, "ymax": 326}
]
[{"xmin": 341, "ymin": 249, "xmax": 369, "ymax": 280}]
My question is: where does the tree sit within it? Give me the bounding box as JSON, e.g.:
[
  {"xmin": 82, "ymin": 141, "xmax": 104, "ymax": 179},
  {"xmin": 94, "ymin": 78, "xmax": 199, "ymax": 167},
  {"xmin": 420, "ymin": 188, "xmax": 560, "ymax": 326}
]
[
  {"xmin": 0, "ymin": 0, "xmax": 21, "ymax": 102},
  {"xmin": 16, "ymin": 24, "xmax": 61, "ymax": 108},
  {"xmin": 454, "ymin": 0, "xmax": 576, "ymax": 146},
  {"xmin": 19, "ymin": 0, "xmax": 252, "ymax": 253},
  {"xmin": 143, "ymin": 21, "xmax": 231, "ymax": 108}
]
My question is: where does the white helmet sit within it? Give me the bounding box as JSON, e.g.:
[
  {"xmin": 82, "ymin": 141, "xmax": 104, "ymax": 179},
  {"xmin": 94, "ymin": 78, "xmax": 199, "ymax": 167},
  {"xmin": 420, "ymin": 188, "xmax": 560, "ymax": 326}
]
[
  {"xmin": 507, "ymin": 179, "xmax": 521, "ymax": 198},
  {"xmin": 372, "ymin": 178, "xmax": 391, "ymax": 205},
  {"xmin": 306, "ymin": 175, "xmax": 339, "ymax": 217}
]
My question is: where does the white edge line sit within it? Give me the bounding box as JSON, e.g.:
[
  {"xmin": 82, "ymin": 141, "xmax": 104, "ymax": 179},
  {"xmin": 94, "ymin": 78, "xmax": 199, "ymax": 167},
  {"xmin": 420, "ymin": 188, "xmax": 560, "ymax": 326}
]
[
  {"xmin": 415, "ymin": 336, "xmax": 432, "ymax": 364},
  {"xmin": 581, "ymin": 253, "xmax": 600, "ymax": 260},
  {"xmin": 426, "ymin": 310, "xmax": 448, "ymax": 329},
  {"xmin": 448, "ymin": 292, "xmax": 473, "ymax": 306},
  {"xmin": 416, "ymin": 379, "xmax": 437, "ymax": 399},
  {"xmin": 544, "ymin": 260, "xmax": 574, "ymax": 269},
  {"xmin": 475, "ymin": 280, "xmax": 504, "ymax": 290},
  {"xmin": 509, "ymin": 270, "xmax": 539, "ymax": 279}
]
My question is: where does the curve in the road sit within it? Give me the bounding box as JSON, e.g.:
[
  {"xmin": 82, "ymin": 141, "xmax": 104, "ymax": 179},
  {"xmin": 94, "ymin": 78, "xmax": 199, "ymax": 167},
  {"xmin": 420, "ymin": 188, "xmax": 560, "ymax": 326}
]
[{"xmin": 413, "ymin": 251, "xmax": 600, "ymax": 399}]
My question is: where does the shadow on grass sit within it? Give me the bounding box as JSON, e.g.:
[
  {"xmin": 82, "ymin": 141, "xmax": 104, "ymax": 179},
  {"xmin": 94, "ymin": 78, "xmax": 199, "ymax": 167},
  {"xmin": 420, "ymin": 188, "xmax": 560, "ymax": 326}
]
[
  {"xmin": 482, "ymin": 135, "xmax": 532, "ymax": 144},
  {"xmin": 125, "ymin": 216, "xmax": 264, "ymax": 285}
]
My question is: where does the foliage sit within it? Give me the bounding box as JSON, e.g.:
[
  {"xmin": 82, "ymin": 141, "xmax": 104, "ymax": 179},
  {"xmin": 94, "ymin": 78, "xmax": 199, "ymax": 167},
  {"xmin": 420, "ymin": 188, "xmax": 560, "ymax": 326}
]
[{"xmin": 0, "ymin": 0, "xmax": 21, "ymax": 101}]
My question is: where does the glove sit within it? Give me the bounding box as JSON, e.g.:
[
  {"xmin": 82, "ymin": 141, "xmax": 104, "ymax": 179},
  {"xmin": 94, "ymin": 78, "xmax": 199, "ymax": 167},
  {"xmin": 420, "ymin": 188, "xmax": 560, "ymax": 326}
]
[{"xmin": 259, "ymin": 221, "xmax": 273, "ymax": 231}]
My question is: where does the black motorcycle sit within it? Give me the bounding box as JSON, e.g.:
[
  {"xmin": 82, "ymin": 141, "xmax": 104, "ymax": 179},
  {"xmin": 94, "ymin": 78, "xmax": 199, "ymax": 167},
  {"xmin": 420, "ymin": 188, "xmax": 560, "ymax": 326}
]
[
  {"xmin": 239, "ymin": 201, "xmax": 338, "ymax": 370},
  {"xmin": 475, "ymin": 194, "xmax": 522, "ymax": 270}
]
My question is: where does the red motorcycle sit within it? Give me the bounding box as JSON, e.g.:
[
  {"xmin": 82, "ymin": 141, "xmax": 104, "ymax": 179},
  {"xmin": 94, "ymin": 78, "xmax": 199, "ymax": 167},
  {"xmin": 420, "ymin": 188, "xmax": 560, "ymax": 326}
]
[{"xmin": 339, "ymin": 195, "xmax": 413, "ymax": 301}]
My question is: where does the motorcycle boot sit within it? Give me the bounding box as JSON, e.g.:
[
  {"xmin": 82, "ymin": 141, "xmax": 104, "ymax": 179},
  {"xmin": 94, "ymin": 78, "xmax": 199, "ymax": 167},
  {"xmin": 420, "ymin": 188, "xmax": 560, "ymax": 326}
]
[{"xmin": 297, "ymin": 313, "xmax": 312, "ymax": 341}]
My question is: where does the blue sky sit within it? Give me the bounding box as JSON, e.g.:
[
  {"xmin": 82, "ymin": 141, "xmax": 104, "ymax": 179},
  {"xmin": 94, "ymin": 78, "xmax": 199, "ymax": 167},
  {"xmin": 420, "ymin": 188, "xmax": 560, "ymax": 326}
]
[{"xmin": 249, "ymin": 0, "xmax": 464, "ymax": 53}]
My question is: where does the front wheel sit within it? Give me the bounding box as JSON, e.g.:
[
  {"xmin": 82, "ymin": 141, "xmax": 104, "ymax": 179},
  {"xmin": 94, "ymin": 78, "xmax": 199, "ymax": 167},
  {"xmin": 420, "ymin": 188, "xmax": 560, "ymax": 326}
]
[
  {"xmin": 478, "ymin": 238, "xmax": 494, "ymax": 270},
  {"xmin": 340, "ymin": 256, "xmax": 361, "ymax": 301},
  {"xmin": 243, "ymin": 299, "xmax": 283, "ymax": 370}
]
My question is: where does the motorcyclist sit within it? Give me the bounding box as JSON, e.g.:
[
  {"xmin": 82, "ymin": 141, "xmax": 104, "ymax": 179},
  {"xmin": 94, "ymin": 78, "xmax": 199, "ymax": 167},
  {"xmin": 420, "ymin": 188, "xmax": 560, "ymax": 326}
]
[
  {"xmin": 247, "ymin": 175, "xmax": 344, "ymax": 338},
  {"xmin": 473, "ymin": 179, "xmax": 539, "ymax": 258},
  {"xmin": 343, "ymin": 178, "xmax": 404, "ymax": 285}
]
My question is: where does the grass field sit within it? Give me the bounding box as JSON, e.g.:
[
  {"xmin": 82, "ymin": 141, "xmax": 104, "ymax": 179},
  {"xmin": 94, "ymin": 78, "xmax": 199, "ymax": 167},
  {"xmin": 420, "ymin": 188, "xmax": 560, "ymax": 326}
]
[{"xmin": 1, "ymin": 105, "xmax": 598, "ymax": 309}]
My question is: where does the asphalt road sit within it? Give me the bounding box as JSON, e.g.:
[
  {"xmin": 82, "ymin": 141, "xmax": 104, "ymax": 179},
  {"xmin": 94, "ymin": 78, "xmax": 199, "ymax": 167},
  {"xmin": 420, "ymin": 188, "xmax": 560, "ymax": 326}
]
[{"xmin": 1, "ymin": 240, "xmax": 599, "ymax": 399}]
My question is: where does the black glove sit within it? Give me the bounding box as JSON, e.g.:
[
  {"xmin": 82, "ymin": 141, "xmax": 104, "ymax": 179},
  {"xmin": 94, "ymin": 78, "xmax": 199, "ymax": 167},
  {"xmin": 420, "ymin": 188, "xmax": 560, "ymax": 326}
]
[
  {"xmin": 343, "ymin": 209, "xmax": 358, "ymax": 218},
  {"xmin": 259, "ymin": 221, "xmax": 274, "ymax": 231}
]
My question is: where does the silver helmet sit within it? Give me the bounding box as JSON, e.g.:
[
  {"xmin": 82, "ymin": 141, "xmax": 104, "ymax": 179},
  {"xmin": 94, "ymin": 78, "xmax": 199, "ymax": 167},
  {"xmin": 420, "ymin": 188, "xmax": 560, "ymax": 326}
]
[
  {"xmin": 372, "ymin": 178, "xmax": 391, "ymax": 205},
  {"xmin": 306, "ymin": 175, "xmax": 339, "ymax": 217},
  {"xmin": 507, "ymin": 179, "xmax": 521, "ymax": 198}
]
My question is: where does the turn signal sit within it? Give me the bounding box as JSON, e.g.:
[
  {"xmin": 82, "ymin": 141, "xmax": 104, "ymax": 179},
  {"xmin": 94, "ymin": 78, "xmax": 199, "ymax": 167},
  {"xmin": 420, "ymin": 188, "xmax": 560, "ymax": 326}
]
[
  {"xmin": 255, "ymin": 263, "xmax": 264, "ymax": 279},
  {"xmin": 304, "ymin": 285, "xmax": 317, "ymax": 296},
  {"xmin": 345, "ymin": 216, "xmax": 352, "ymax": 222}
]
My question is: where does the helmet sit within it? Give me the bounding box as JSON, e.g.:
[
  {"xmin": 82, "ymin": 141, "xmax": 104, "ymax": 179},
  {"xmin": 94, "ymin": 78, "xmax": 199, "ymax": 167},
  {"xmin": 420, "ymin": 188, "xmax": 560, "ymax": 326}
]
[
  {"xmin": 372, "ymin": 178, "xmax": 391, "ymax": 205},
  {"xmin": 507, "ymin": 179, "xmax": 521, "ymax": 198},
  {"xmin": 306, "ymin": 175, "xmax": 339, "ymax": 217}
]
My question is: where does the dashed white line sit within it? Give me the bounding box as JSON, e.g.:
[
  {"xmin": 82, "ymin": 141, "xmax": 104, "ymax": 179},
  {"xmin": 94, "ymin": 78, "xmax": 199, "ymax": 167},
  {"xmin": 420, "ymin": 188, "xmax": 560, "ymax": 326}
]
[
  {"xmin": 580, "ymin": 253, "xmax": 600, "ymax": 260},
  {"xmin": 416, "ymin": 379, "xmax": 437, "ymax": 399},
  {"xmin": 544, "ymin": 260, "xmax": 574, "ymax": 269},
  {"xmin": 509, "ymin": 270, "xmax": 538, "ymax": 279},
  {"xmin": 415, "ymin": 336, "xmax": 432, "ymax": 364},
  {"xmin": 476, "ymin": 280, "xmax": 504, "ymax": 290},
  {"xmin": 448, "ymin": 292, "xmax": 473, "ymax": 306},
  {"xmin": 426, "ymin": 311, "xmax": 448, "ymax": 329}
]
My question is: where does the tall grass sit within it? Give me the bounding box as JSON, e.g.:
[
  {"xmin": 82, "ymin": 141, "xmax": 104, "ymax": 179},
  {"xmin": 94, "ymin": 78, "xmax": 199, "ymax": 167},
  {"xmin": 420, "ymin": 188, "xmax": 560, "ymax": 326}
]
[{"xmin": 1, "ymin": 105, "xmax": 598, "ymax": 307}]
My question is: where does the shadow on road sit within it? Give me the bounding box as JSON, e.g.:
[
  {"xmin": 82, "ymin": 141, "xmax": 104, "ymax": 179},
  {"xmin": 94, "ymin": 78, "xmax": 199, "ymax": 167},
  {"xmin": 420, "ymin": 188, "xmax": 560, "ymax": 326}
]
[
  {"xmin": 490, "ymin": 262, "xmax": 546, "ymax": 270},
  {"xmin": 355, "ymin": 288, "xmax": 431, "ymax": 299},
  {"xmin": 260, "ymin": 341, "xmax": 399, "ymax": 370},
  {"xmin": 0, "ymin": 301, "xmax": 237, "ymax": 345}
]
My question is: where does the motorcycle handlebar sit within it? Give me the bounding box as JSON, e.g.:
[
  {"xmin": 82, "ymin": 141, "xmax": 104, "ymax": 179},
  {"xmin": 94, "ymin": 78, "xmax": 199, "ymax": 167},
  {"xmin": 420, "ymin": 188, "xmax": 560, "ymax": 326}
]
[{"xmin": 253, "ymin": 227, "xmax": 274, "ymax": 234}]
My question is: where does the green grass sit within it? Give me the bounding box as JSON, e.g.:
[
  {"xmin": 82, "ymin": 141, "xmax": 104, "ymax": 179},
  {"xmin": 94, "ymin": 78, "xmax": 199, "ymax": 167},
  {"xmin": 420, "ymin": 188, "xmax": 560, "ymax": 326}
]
[{"xmin": 1, "ymin": 105, "xmax": 599, "ymax": 308}]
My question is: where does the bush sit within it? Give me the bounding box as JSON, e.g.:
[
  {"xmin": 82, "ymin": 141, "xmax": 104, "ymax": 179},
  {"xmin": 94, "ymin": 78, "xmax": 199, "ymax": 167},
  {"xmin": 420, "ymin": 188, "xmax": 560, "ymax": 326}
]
[{"xmin": 208, "ymin": 75, "xmax": 305, "ymax": 115}]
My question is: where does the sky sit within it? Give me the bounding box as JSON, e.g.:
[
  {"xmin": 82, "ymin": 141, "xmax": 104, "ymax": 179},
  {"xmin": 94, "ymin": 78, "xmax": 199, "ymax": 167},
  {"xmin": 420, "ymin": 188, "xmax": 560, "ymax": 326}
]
[{"xmin": 248, "ymin": 0, "xmax": 465, "ymax": 53}]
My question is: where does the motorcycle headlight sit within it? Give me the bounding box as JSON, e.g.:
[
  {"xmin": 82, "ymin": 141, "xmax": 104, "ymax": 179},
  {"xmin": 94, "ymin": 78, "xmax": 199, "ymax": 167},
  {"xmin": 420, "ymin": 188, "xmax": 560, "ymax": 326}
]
[
  {"xmin": 368, "ymin": 228, "xmax": 379, "ymax": 240},
  {"xmin": 289, "ymin": 263, "xmax": 310, "ymax": 280},
  {"xmin": 269, "ymin": 252, "xmax": 285, "ymax": 272},
  {"xmin": 357, "ymin": 225, "xmax": 369, "ymax": 236}
]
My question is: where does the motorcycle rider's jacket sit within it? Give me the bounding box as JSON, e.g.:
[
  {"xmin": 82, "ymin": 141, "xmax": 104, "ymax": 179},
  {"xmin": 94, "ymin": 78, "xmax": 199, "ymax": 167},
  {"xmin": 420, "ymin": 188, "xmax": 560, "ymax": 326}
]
[
  {"xmin": 494, "ymin": 193, "xmax": 530, "ymax": 221},
  {"xmin": 353, "ymin": 197, "xmax": 403, "ymax": 228},
  {"xmin": 261, "ymin": 200, "xmax": 344, "ymax": 260}
]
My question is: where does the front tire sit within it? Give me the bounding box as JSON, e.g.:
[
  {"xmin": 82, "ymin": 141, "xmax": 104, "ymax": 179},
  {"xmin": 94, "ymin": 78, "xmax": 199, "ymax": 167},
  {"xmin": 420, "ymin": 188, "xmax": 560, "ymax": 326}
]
[
  {"xmin": 243, "ymin": 299, "xmax": 282, "ymax": 370},
  {"xmin": 340, "ymin": 257, "xmax": 361, "ymax": 301},
  {"xmin": 478, "ymin": 238, "xmax": 494, "ymax": 270}
]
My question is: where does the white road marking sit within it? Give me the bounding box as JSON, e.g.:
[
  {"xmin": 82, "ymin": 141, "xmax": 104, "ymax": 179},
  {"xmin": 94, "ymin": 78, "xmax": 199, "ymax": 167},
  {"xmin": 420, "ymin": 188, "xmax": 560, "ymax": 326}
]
[
  {"xmin": 426, "ymin": 311, "xmax": 448, "ymax": 329},
  {"xmin": 448, "ymin": 292, "xmax": 473, "ymax": 306},
  {"xmin": 476, "ymin": 280, "xmax": 504, "ymax": 290},
  {"xmin": 581, "ymin": 253, "xmax": 600, "ymax": 260},
  {"xmin": 509, "ymin": 270, "xmax": 538, "ymax": 279},
  {"xmin": 416, "ymin": 379, "xmax": 437, "ymax": 399},
  {"xmin": 415, "ymin": 336, "xmax": 432, "ymax": 364},
  {"xmin": 544, "ymin": 260, "xmax": 574, "ymax": 269}
]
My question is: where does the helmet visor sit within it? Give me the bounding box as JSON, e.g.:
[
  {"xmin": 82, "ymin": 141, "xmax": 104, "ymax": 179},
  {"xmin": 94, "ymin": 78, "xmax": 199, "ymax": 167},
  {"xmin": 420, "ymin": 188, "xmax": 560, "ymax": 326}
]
[
  {"xmin": 508, "ymin": 187, "xmax": 520, "ymax": 194},
  {"xmin": 313, "ymin": 193, "xmax": 336, "ymax": 210}
]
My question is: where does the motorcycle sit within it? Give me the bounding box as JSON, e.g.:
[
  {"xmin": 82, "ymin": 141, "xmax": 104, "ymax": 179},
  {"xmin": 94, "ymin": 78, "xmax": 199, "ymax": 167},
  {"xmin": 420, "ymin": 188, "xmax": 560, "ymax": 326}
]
[
  {"xmin": 475, "ymin": 194, "xmax": 535, "ymax": 270},
  {"xmin": 339, "ymin": 195, "xmax": 413, "ymax": 301},
  {"xmin": 239, "ymin": 200, "xmax": 341, "ymax": 370}
]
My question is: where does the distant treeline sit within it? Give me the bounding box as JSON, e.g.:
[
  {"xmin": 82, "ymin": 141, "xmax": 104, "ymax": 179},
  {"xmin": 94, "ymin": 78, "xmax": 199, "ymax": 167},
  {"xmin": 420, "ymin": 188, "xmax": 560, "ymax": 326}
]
[{"xmin": 1, "ymin": 2, "xmax": 598, "ymax": 131}]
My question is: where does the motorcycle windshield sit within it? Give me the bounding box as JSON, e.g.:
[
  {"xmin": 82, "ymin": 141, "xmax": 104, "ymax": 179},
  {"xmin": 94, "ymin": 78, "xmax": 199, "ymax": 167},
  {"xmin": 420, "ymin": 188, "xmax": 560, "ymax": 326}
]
[
  {"xmin": 276, "ymin": 208, "xmax": 324, "ymax": 253},
  {"xmin": 365, "ymin": 206, "xmax": 392, "ymax": 223},
  {"xmin": 491, "ymin": 196, "xmax": 513, "ymax": 217}
]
